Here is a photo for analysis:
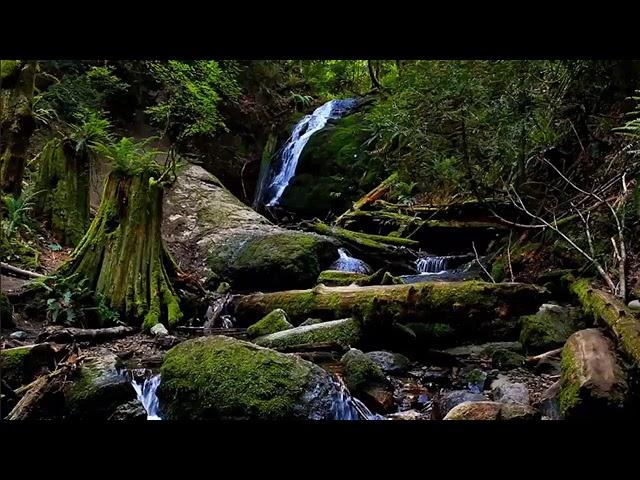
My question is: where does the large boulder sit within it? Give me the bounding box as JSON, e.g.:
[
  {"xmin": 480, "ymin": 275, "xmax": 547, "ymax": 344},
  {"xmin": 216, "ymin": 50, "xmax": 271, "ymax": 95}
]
[
  {"xmin": 365, "ymin": 350, "xmax": 411, "ymax": 375},
  {"xmin": 340, "ymin": 348, "xmax": 394, "ymax": 413},
  {"xmin": 163, "ymin": 164, "xmax": 338, "ymax": 291},
  {"xmin": 253, "ymin": 317, "xmax": 362, "ymax": 350},
  {"xmin": 157, "ymin": 336, "xmax": 340, "ymax": 420},
  {"xmin": 519, "ymin": 303, "xmax": 584, "ymax": 354}
]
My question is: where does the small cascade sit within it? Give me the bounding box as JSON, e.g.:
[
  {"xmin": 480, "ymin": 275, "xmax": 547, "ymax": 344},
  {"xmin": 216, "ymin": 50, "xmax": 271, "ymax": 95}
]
[
  {"xmin": 330, "ymin": 248, "xmax": 372, "ymax": 274},
  {"xmin": 259, "ymin": 98, "xmax": 358, "ymax": 207},
  {"xmin": 329, "ymin": 376, "xmax": 385, "ymax": 420},
  {"xmin": 129, "ymin": 370, "xmax": 162, "ymax": 420},
  {"xmin": 415, "ymin": 254, "xmax": 449, "ymax": 274}
]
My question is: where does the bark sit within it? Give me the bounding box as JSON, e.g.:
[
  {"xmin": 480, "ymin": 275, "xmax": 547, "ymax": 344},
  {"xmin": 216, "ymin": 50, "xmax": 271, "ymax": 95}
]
[
  {"xmin": 0, "ymin": 61, "xmax": 38, "ymax": 197},
  {"xmin": 335, "ymin": 172, "xmax": 398, "ymax": 225},
  {"xmin": 367, "ymin": 60, "xmax": 382, "ymax": 90},
  {"xmin": 56, "ymin": 170, "xmax": 182, "ymax": 330},
  {"xmin": 36, "ymin": 325, "xmax": 136, "ymax": 344}
]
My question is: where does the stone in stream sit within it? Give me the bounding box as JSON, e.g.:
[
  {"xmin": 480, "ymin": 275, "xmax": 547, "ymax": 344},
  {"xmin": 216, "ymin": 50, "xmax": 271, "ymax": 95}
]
[
  {"xmin": 150, "ymin": 323, "xmax": 169, "ymax": 337},
  {"xmin": 246, "ymin": 309, "xmax": 293, "ymax": 338},
  {"xmin": 365, "ymin": 350, "xmax": 411, "ymax": 375},
  {"xmin": 519, "ymin": 303, "xmax": 584, "ymax": 354},
  {"xmin": 254, "ymin": 317, "xmax": 362, "ymax": 350},
  {"xmin": 64, "ymin": 354, "xmax": 136, "ymax": 420},
  {"xmin": 341, "ymin": 348, "xmax": 394, "ymax": 413},
  {"xmin": 108, "ymin": 400, "xmax": 147, "ymax": 421},
  {"xmin": 490, "ymin": 376, "xmax": 530, "ymax": 405},
  {"xmin": 444, "ymin": 401, "xmax": 540, "ymax": 420},
  {"xmin": 9, "ymin": 330, "xmax": 28, "ymax": 340},
  {"xmin": 162, "ymin": 164, "xmax": 338, "ymax": 292},
  {"xmin": 628, "ymin": 300, "xmax": 640, "ymax": 311},
  {"xmin": 559, "ymin": 328, "xmax": 628, "ymax": 419},
  {"xmin": 157, "ymin": 336, "xmax": 340, "ymax": 420},
  {"xmin": 433, "ymin": 390, "xmax": 489, "ymax": 419}
]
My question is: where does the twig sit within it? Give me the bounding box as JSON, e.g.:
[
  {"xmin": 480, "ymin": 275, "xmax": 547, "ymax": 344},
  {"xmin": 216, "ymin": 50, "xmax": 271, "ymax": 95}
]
[
  {"xmin": 472, "ymin": 241, "xmax": 495, "ymax": 283},
  {"xmin": 526, "ymin": 347, "xmax": 563, "ymax": 364},
  {"xmin": 0, "ymin": 262, "xmax": 44, "ymax": 279}
]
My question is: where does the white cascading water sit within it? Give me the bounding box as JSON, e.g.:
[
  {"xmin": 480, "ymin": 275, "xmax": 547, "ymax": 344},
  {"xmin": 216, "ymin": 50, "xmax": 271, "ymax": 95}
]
[
  {"xmin": 330, "ymin": 248, "xmax": 372, "ymax": 274},
  {"xmin": 264, "ymin": 99, "xmax": 357, "ymax": 207},
  {"xmin": 131, "ymin": 373, "xmax": 162, "ymax": 420},
  {"xmin": 330, "ymin": 376, "xmax": 385, "ymax": 420},
  {"xmin": 415, "ymin": 254, "xmax": 449, "ymax": 274}
]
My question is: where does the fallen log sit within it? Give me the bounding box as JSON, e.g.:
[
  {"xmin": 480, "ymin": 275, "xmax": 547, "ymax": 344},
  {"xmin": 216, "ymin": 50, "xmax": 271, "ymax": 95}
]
[
  {"xmin": 309, "ymin": 220, "xmax": 419, "ymax": 250},
  {"xmin": 569, "ymin": 277, "xmax": 640, "ymax": 366},
  {"xmin": 275, "ymin": 341, "xmax": 347, "ymax": 353},
  {"xmin": 334, "ymin": 172, "xmax": 399, "ymax": 225},
  {"xmin": 0, "ymin": 262, "xmax": 45, "ymax": 279},
  {"xmin": 36, "ymin": 326, "xmax": 137, "ymax": 344},
  {"xmin": 232, "ymin": 281, "xmax": 549, "ymax": 341},
  {"xmin": 559, "ymin": 328, "xmax": 628, "ymax": 418}
]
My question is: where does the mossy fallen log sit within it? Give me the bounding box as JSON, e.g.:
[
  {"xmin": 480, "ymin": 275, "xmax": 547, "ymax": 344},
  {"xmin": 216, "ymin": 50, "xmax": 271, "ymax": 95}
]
[
  {"xmin": 233, "ymin": 281, "xmax": 549, "ymax": 342},
  {"xmin": 569, "ymin": 277, "xmax": 640, "ymax": 366},
  {"xmin": 334, "ymin": 172, "xmax": 399, "ymax": 225},
  {"xmin": 309, "ymin": 220, "xmax": 419, "ymax": 250}
]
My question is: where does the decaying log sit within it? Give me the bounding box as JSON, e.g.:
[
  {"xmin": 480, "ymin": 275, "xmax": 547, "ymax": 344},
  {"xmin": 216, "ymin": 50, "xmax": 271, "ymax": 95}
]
[
  {"xmin": 309, "ymin": 220, "xmax": 419, "ymax": 249},
  {"xmin": 335, "ymin": 172, "xmax": 399, "ymax": 225},
  {"xmin": 569, "ymin": 277, "xmax": 640, "ymax": 366},
  {"xmin": 0, "ymin": 262, "xmax": 44, "ymax": 279},
  {"xmin": 232, "ymin": 281, "xmax": 549, "ymax": 330},
  {"xmin": 36, "ymin": 325, "xmax": 136, "ymax": 344}
]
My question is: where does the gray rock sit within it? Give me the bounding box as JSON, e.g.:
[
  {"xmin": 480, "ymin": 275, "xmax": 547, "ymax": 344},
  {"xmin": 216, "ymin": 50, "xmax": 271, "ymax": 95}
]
[
  {"xmin": 490, "ymin": 376, "xmax": 530, "ymax": 405},
  {"xmin": 421, "ymin": 368, "xmax": 450, "ymax": 386},
  {"xmin": 434, "ymin": 390, "xmax": 489, "ymax": 419},
  {"xmin": 365, "ymin": 351, "xmax": 411, "ymax": 374},
  {"xmin": 444, "ymin": 401, "xmax": 540, "ymax": 420},
  {"xmin": 108, "ymin": 400, "xmax": 147, "ymax": 421},
  {"xmin": 628, "ymin": 300, "xmax": 640, "ymax": 311},
  {"xmin": 9, "ymin": 331, "xmax": 28, "ymax": 340},
  {"xmin": 150, "ymin": 323, "xmax": 169, "ymax": 337}
]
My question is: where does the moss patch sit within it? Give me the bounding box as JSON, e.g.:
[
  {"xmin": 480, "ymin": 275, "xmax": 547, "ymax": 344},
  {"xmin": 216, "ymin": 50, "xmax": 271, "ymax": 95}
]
[
  {"xmin": 340, "ymin": 348, "xmax": 387, "ymax": 393},
  {"xmin": 519, "ymin": 305, "xmax": 584, "ymax": 354},
  {"xmin": 246, "ymin": 309, "xmax": 293, "ymax": 338},
  {"xmin": 317, "ymin": 270, "xmax": 367, "ymax": 287},
  {"xmin": 254, "ymin": 317, "xmax": 362, "ymax": 349}
]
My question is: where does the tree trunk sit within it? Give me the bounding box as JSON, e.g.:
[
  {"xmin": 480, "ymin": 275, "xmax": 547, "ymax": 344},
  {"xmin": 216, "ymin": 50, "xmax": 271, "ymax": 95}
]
[
  {"xmin": 367, "ymin": 60, "xmax": 382, "ymax": 90},
  {"xmin": 33, "ymin": 139, "xmax": 91, "ymax": 246},
  {"xmin": 0, "ymin": 61, "xmax": 37, "ymax": 197},
  {"xmin": 56, "ymin": 170, "xmax": 182, "ymax": 330}
]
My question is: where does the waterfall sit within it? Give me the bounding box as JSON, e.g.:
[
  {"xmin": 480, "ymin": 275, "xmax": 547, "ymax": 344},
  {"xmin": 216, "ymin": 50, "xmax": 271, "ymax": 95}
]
[
  {"xmin": 260, "ymin": 98, "xmax": 358, "ymax": 207},
  {"xmin": 330, "ymin": 376, "xmax": 385, "ymax": 420},
  {"xmin": 330, "ymin": 248, "xmax": 372, "ymax": 274},
  {"xmin": 415, "ymin": 254, "xmax": 449, "ymax": 274},
  {"xmin": 130, "ymin": 371, "xmax": 162, "ymax": 420}
]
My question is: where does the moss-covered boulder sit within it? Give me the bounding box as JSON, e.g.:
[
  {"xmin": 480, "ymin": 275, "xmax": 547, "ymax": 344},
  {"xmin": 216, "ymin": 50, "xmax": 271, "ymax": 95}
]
[
  {"xmin": 520, "ymin": 303, "xmax": 584, "ymax": 354},
  {"xmin": 163, "ymin": 164, "xmax": 337, "ymax": 291},
  {"xmin": 64, "ymin": 354, "xmax": 135, "ymax": 420},
  {"xmin": 1, "ymin": 292, "xmax": 14, "ymax": 328},
  {"xmin": 157, "ymin": 336, "xmax": 340, "ymax": 420},
  {"xmin": 340, "ymin": 348, "xmax": 394, "ymax": 413},
  {"xmin": 317, "ymin": 270, "xmax": 368, "ymax": 287},
  {"xmin": 254, "ymin": 317, "xmax": 362, "ymax": 350},
  {"xmin": 559, "ymin": 329, "xmax": 628, "ymax": 419},
  {"xmin": 0, "ymin": 343, "xmax": 55, "ymax": 389},
  {"xmin": 246, "ymin": 309, "xmax": 293, "ymax": 338},
  {"xmin": 365, "ymin": 350, "xmax": 411, "ymax": 374},
  {"xmin": 443, "ymin": 401, "xmax": 540, "ymax": 420}
]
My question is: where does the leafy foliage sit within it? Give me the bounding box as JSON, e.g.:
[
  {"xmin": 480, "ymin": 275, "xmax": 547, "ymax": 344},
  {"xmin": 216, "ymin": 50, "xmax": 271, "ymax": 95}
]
[
  {"xmin": 1, "ymin": 191, "xmax": 39, "ymax": 238},
  {"xmin": 95, "ymin": 136, "xmax": 165, "ymax": 176}
]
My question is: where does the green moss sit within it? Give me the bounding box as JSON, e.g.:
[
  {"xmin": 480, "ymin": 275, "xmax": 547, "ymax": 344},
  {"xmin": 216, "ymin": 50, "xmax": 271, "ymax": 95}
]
[
  {"xmin": 559, "ymin": 346, "xmax": 581, "ymax": 415},
  {"xmin": 341, "ymin": 348, "xmax": 387, "ymax": 393},
  {"xmin": 158, "ymin": 336, "xmax": 320, "ymax": 420},
  {"xmin": 317, "ymin": 270, "xmax": 367, "ymax": 286},
  {"xmin": 247, "ymin": 309, "xmax": 293, "ymax": 338},
  {"xmin": 490, "ymin": 348, "xmax": 525, "ymax": 369},
  {"xmin": 254, "ymin": 317, "xmax": 362, "ymax": 349},
  {"xmin": 0, "ymin": 344, "xmax": 53, "ymax": 388},
  {"xmin": 519, "ymin": 307, "xmax": 582, "ymax": 354},
  {"xmin": 0, "ymin": 60, "xmax": 20, "ymax": 81}
]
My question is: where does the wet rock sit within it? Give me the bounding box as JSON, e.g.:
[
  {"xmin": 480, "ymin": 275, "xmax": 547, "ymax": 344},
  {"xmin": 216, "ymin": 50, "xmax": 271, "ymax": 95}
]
[
  {"xmin": 388, "ymin": 409, "xmax": 425, "ymax": 420},
  {"xmin": 157, "ymin": 336, "xmax": 340, "ymax": 420},
  {"xmin": 163, "ymin": 164, "xmax": 337, "ymax": 291},
  {"xmin": 0, "ymin": 343, "xmax": 56, "ymax": 389},
  {"xmin": 534, "ymin": 381, "xmax": 562, "ymax": 420},
  {"xmin": 628, "ymin": 300, "xmax": 640, "ymax": 311},
  {"xmin": 254, "ymin": 318, "xmax": 361, "ymax": 350},
  {"xmin": 464, "ymin": 368, "xmax": 488, "ymax": 393},
  {"xmin": 246, "ymin": 309, "xmax": 293, "ymax": 338},
  {"xmin": 444, "ymin": 401, "xmax": 540, "ymax": 420},
  {"xmin": 341, "ymin": 348, "xmax": 393, "ymax": 413},
  {"xmin": 299, "ymin": 318, "xmax": 323, "ymax": 327},
  {"xmin": 433, "ymin": 390, "xmax": 489, "ymax": 419},
  {"xmin": 559, "ymin": 328, "xmax": 628, "ymax": 419},
  {"xmin": 421, "ymin": 367, "xmax": 451, "ymax": 387},
  {"xmin": 9, "ymin": 331, "xmax": 27, "ymax": 340},
  {"xmin": 64, "ymin": 354, "xmax": 135, "ymax": 420},
  {"xmin": 519, "ymin": 303, "xmax": 584, "ymax": 354},
  {"xmin": 365, "ymin": 351, "xmax": 410, "ymax": 375},
  {"xmin": 150, "ymin": 324, "xmax": 168, "ymax": 337},
  {"xmin": 108, "ymin": 400, "xmax": 147, "ymax": 421},
  {"xmin": 490, "ymin": 376, "xmax": 530, "ymax": 405},
  {"xmin": 360, "ymin": 385, "xmax": 395, "ymax": 413}
]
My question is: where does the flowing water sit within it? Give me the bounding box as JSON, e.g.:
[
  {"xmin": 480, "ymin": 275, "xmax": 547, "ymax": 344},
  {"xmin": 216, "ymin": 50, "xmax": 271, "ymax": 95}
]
[
  {"xmin": 260, "ymin": 98, "xmax": 358, "ymax": 207},
  {"xmin": 330, "ymin": 376, "xmax": 385, "ymax": 420},
  {"xmin": 129, "ymin": 371, "xmax": 162, "ymax": 420},
  {"xmin": 415, "ymin": 254, "xmax": 449, "ymax": 274},
  {"xmin": 330, "ymin": 248, "xmax": 372, "ymax": 274}
]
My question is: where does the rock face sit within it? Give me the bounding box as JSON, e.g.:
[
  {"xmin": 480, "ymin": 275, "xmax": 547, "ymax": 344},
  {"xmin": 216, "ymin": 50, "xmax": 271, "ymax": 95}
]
[
  {"xmin": 64, "ymin": 354, "xmax": 135, "ymax": 420},
  {"xmin": 519, "ymin": 303, "xmax": 584, "ymax": 354},
  {"xmin": 246, "ymin": 309, "xmax": 293, "ymax": 338},
  {"xmin": 162, "ymin": 164, "xmax": 337, "ymax": 291},
  {"xmin": 443, "ymin": 401, "xmax": 540, "ymax": 420},
  {"xmin": 559, "ymin": 329, "xmax": 628, "ymax": 419},
  {"xmin": 253, "ymin": 318, "xmax": 362, "ymax": 350},
  {"xmin": 157, "ymin": 336, "xmax": 340, "ymax": 420}
]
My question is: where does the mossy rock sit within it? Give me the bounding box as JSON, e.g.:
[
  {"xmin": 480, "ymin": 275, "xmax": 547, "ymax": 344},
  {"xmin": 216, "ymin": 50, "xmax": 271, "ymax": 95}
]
[
  {"xmin": 444, "ymin": 401, "xmax": 540, "ymax": 420},
  {"xmin": 254, "ymin": 317, "xmax": 362, "ymax": 350},
  {"xmin": 407, "ymin": 322, "xmax": 457, "ymax": 349},
  {"xmin": 157, "ymin": 336, "xmax": 340, "ymax": 420},
  {"xmin": 340, "ymin": 348, "xmax": 388, "ymax": 393},
  {"xmin": 520, "ymin": 304, "xmax": 584, "ymax": 354},
  {"xmin": 246, "ymin": 309, "xmax": 293, "ymax": 338},
  {"xmin": 317, "ymin": 270, "xmax": 368, "ymax": 287},
  {"xmin": 64, "ymin": 354, "xmax": 135, "ymax": 420},
  {"xmin": 490, "ymin": 348, "xmax": 525, "ymax": 370},
  {"xmin": 0, "ymin": 343, "xmax": 55, "ymax": 389},
  {"xmin": 1, "ymin": 292, "xmax": 14, "ymax": 328}
]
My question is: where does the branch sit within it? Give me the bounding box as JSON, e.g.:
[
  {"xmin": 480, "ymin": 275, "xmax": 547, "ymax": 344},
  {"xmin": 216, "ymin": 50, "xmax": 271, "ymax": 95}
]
[{"xmin": 472, "ymin": 241, "xmax": 495, "ymax": 283}]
